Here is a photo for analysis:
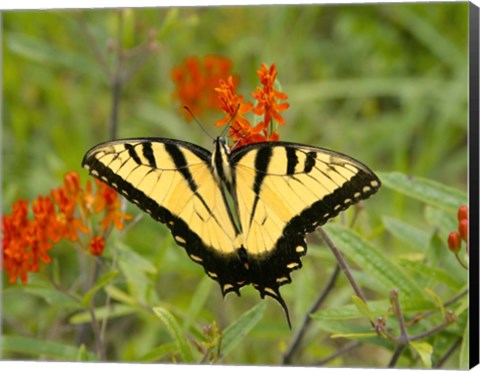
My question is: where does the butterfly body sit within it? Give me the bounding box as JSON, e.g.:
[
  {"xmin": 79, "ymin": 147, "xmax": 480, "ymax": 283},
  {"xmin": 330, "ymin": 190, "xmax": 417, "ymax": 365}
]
[{"xmin": 82, "ymin": 137, "xmax": 381, "ymax": 327}]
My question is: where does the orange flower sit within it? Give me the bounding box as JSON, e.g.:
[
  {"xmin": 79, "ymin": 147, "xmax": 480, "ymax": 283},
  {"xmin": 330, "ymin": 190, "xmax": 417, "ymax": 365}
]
[
  {"xmin": 94, "ymin": 179, "xmax": 132, "ymax": 232},
  {"xmin": 215, "ymin": 63, "xmax": 288, "ymax": 147},
  {"xmin": 252, "ymin": 63, "xmax": 289, "ymax": 130},
  {"xmin": 172, "ymin": 55, "xmax": 234, "ymax": 120},
  {"xmin": 2, "ymin": 199, "xmax": 31, "ymax": 284},
  {"xmin": 214, "ymin": 76, "xmax": 254, "ymax": 146},
  {"xmin": 2, "ymin": 171, "xmax": 132, "ymax": 284}
]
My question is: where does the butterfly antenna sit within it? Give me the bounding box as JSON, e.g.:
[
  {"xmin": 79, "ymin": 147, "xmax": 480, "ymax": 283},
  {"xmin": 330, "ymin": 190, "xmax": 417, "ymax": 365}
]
[
  {"xmin": 183, "ymin": 106, "xmax": 214, "ymax": 140},
  {"xmin": 219, "ymin": 104, "xmax": 241, "ymax": 140}
]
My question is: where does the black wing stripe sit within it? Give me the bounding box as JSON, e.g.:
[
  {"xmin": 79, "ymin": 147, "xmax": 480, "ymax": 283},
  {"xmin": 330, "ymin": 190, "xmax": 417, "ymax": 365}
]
[
  {"xmin": 165, "ymin": 143, "xmax": 198, "ymax": 192},
  {"xmin": 250, "ymin": 146, "xmax": 272, "ymax": 227},
  {"xmin": 142, "ymin": 142, "xmax": 157, "ymax": 168},
  {"xmin": 125, "ymin": 143, "xmax": 142, "ymax": 165},
  {"xmin": 286, "ymin": 147, "xmax": 298, "ymax": 175},
  {"xmin": 303, "ymin": 151, "xmax": 317, "ymax": 173}
]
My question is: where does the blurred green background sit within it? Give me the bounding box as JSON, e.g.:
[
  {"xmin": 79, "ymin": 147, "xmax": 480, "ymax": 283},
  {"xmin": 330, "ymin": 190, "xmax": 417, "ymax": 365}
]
[{"xmin": 2, "ymin": 3, "xmax": 469, "ymax": 367}]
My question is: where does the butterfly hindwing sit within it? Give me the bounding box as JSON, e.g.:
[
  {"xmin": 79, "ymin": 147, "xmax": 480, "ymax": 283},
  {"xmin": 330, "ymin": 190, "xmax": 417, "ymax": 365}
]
[
  {"xmin": 231, "ymin": 142, "xmax": 380, "ymax": 305},
  {"xmin": 82, "ymin": 138, "xmax": 248, "ymax": 295}
]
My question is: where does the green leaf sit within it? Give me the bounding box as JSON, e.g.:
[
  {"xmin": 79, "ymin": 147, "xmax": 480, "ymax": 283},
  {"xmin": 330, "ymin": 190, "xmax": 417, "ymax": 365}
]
[
  {"xmin": 331, "ymin": 332, "xmax": 377, "ymax": 339},
  {"xmin": 6, "ymin": 32, "xmax": 104, "ymax": 80},
  {"xmin": 423, "ymin": 288, "xmax": 445, "ymax": 317},
  {"xmin": 398, "ymin": 260, "xmax": 463, "ymax": 290},
  {"xmin": 76, "ymin": 344, "xmax": 91, "ymax": 362},
  {"xmin": 116, "ymin": 242, "xmax": 158, "ymax": 274},
  {"xmin": 138, "ymin": 342, "xmax": 178, "ymax": 362},
  {"xmin": 378, "ymin": 171, "xmax": 467, "ymax": 213},
  {"xmin": 424, "ymin": 206, "xmax": 457, "ymax": 234},
  {"xmin": 382, "ymin": 216, "xmax": 430, "ymax": 251},
  {"xmin": 183, "ymin": 275, "xmax": 213, "ymax": 330},
  {"xmin": 459, "ymin": 319, "xmax": 469, "ymax": 369},
  {"xmin": 315, "ymin": 320, "xmax": 392, "ymax": 349},
  {"xmin": 409, "ymin": 340, "xmax": 432, "ymax": 368},
  {"xmin": 104, "ymin": 285, "xmax": 138, "ymax": 306},
  {"xmin": 117, "ymin": 241, "xmax": 159, "ymax": 304},
  {"xmin": 153, "ymin": 307, "xmax": 194, "ymax": 363},
  {"xmin": 82, "ymin": 271, "xmax": 119, "ymax": 307},
  {"xmin": 14, "ymin": 284, "xmax": 80, "ymax": 309},
  {"xmin": 219, "ymin": 301, "xmax": 266, "ymax": 359},
  {"xmin": 312, "ymin": 298, "xmax": 436, "ymax": 321},
  {"xmin": 323, "ymin": 224, "xmax": 424, "ymax": 298},
  {"xmin": 2, "ymin": 335, "xmax": 98, "ymax": 361},
  {"xmin": 69, "ymin": 303, "xmax": 138, "ymax": 324},
  {"xmin": 352, "ymin": 296, "xmax": 375, "ymax": 322}
]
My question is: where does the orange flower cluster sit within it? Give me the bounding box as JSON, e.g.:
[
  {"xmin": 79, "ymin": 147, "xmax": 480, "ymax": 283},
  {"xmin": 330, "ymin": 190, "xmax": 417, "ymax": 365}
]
[
  {"xmin": 215, "ymin": 63, "xmax": 289, "ymax": 147},
  {"xmin": 171, "ymin": 55, "xmax": 234, "ymax": 120},
  {"xmin": 2, "ymin": 172, "xmax": 132, "ymax": 284}
]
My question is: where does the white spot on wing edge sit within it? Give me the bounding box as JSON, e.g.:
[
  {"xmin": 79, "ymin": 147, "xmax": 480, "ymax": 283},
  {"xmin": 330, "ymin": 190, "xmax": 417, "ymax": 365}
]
[
  {"xmin": 223, "ymin": 283, "xmax": 234, "ymax": 292},
  {"xmin": 295, "ymin": 245, "xmax": 305, "ymax": 253},
  {"xmin": 189, "ymin": 254, "xmax": 202, "ymax": 262},
  {"xmin": 264, "ymin": 287, "xmax": 277, "ymax": 296},
  {"xmin": 286, "ymin": 262, "xmax": 299, "ymax": 269},
  {"xmin": 208, "ymin": 271, "xmax": 218, "ymax": 278},
  {"xmin": 175, "ymin": 235, "xmax": 186, "ymax": 244}
]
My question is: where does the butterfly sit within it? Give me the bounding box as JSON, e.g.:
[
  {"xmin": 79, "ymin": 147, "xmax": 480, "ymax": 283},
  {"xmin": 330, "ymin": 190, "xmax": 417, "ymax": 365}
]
[{"xmin": 82, "ymin": 136, "xmax": 380, "ymax": 327}]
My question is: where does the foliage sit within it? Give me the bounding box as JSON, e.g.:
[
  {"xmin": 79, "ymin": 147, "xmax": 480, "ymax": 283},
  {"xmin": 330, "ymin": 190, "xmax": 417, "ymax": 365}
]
[{"xmin": 2, "ymin": 3, "xmax": 469, "ymax": 368}]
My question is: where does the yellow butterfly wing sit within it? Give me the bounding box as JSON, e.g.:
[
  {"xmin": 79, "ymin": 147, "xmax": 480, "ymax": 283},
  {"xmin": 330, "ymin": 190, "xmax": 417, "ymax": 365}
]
[
  {"xmin": 82, "ymin": 138, "xmax": 248, "ymax": 295},
  {"xmin": 231, "ymin": 142, "xmax": 380, "ymax": 306}
]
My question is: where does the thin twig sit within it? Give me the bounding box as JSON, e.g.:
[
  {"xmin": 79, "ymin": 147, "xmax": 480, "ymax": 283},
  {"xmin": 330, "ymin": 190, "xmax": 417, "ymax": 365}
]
[
  {"xmin": 454, "ymin": 253, "xmax": 469, "ymax": 269},
  {"xmin": 408, "ymin": 313, "xmax": 455, "ymax": 342},
  {"xmin": 121, "ymin": 41, "xmax": 158, "ymax": 84},
  {"xmin": 388, "ymin": 344, "xmax": 406, "ymax": 368},
  {"xmin": 88, "ymin": 305, "xmax": 106, "ymax": 361},
  {"xmin": 444, "ymin": 288, "xmax": 468, "ymax": 307},
  {"xmin": 108, "ymin": 10, "xmax": 124, "ymax": 140},
  {"xmin": 433, "ymin": 337, "xmax": 462, "ymax": 368},
  {"xmin": 311, "ymin": 341, "xmax": 361, "ymax": 366},
  {"xmin": 406, "ymin": 288, "xmax": 468, "ymax": 326},
  {"xmin": 77, "ymin": 14, "xmax": 111, "ymax": 79},
  {"xmin": 318, "ymin": 227, "xmax": 368, "ymax": 303},
  {"xmin": 282, "ymin": 264, "xmax": 341, "ymax": 364},
  {"xmin": 390, "ymin": 289, "xmax": 409, "ymax": 343}
]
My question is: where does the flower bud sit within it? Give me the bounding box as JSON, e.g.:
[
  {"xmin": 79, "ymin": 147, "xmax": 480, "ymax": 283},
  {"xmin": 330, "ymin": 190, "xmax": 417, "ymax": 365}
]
[
  {"xmin": 457, "ymin": 204, "xmax": 468, "ymax": 222},
  {"xmin": 448, "ymin": 231, "xmax": 461, "ymax": 253}
]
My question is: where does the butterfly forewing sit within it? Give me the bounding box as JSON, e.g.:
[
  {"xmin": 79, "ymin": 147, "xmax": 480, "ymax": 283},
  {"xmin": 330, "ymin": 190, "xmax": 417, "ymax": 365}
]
[{"xmin": 82, "ymin": 138, "xmax": 248, "ymax": 295}]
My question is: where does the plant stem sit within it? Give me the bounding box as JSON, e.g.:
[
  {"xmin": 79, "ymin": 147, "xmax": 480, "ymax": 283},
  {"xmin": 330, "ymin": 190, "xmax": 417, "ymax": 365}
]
[
  {"xmin": 318, "ymin": 227, "xmax": 368, "ymax": 303},
  {"xmin": 311, "ymin": 341, "xmax": 361, "ymax": 366},
  {"xmin": 88, "ymin": 305, "xmax": 106, "ymax": 361},
  {"xmin": 388, "ymin": 344, "xmax": 406, "ymax": 368},
  {"xmin": 108, "ymin": 10, "xmax": 124, "ymax": 140},
  {"xmin": 433, "ymin": 337, "xmax": 461, "ymax": 368},
  {"xmin": 408, "ymin": 315, "xmax": 455, "ymax": 341},
  {"xmin": 77, "ymin": 15, "xmax": 111, "ymax": 79},
  {"xmin": 282, "ymin": 264, "xmax": 341, "ymax": 364},
  {"xmin": 390, "ymin": 289, "xmax": 409, "ymax": 343}
]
